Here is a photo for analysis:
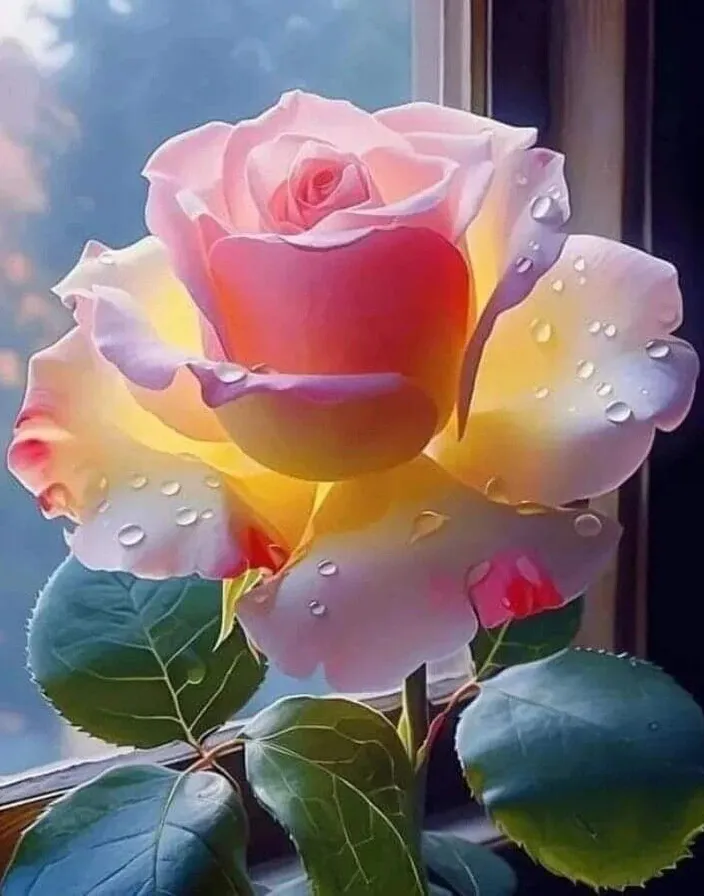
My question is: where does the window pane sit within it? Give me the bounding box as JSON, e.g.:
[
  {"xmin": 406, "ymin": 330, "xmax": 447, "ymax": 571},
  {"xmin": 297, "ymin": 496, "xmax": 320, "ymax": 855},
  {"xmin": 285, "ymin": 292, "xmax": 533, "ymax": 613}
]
[{"xmin": 0, "ymin": 0, "xmax": 412, "ymax": 777}]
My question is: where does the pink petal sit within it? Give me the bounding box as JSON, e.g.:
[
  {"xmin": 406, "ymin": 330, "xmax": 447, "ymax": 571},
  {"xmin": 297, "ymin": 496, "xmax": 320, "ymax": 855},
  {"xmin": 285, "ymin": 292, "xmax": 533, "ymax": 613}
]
[
  {"xmin": 207, "ymin": 226, "xmax": 469, "ymax": 431},
  {"xmin": 237, "ymin": 457, "xmax": 619, "ymax": 692},
  {"xmin": 142, "ymin": 120, "xmax": 233, "ymax": 222},
  {"xmin": 375, "ymin": 102, "xmax": 536, "ymax": 159},
  {"xmin": 433, "ymin": 236, "xmax": 699, "ymax": 505},
  {"xmin": 84, "ymin": 285, "xmax": 438, "ymax": 481}
]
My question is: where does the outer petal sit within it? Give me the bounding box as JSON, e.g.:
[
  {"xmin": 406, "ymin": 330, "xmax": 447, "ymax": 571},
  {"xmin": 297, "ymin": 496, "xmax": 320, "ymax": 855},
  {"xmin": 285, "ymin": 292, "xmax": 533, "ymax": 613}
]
[
  {"xmin": 208, "ymin": 227, "xmax": 470, "ymax": 433},
  {"xmin": 236, "ymin": 457, "xmax": 620, "ymax": 692},
  {"xmin": 85, "ymin": 285, "xmax": 438, "ymax": 481},
  {"xmin": 432, "ymin": 236, "xmax": 699, "ymax": 505},
  {"xmin": 7, "ymin": 327, "xmax": 314, "ymax": 576},
  {"xmin": 222, "ymin": 90, "xmax": 410, "ymax": 231},
  {"xmin": 142, "ymin": 120, "xmax": 233, "ymax": 222},
  {"xmin": 55, "ymin": 236, "xmax": 225, "ymax": 443}
]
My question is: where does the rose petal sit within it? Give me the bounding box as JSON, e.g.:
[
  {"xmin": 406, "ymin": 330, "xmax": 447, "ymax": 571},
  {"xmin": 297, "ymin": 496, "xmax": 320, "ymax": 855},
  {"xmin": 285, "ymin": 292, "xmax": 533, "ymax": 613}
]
[
  {"xmin": 316, "ymin": 137, "xmax": 493, "ymax": 242},
  {"xmin": 375, "ymin": 102, "xmax": 536, "ymax": 160},
  {"xmin": 207, "ymin": 226, "xmax": 470, "ymax": 431},
  {"xmin": 237, "ymin": 457, "xmax": 619, "ymax": 692},
  {"xmin": 432, "ymin": 235, "xmax": 699, "ymax": 505},
  {"xmin": 8, "ymin": 325, "xmax": 316, "ymax": 566},
  {"xmin": 222, "ymin": 90, "xmax": 409, "ymax": 232},
  {"xmin": 84, "ymin": 284, "xmax": 438, "ymax": 481},
  {"xmin": 142, "ymin": 120, "xmax": 233, "ymax": 222}
]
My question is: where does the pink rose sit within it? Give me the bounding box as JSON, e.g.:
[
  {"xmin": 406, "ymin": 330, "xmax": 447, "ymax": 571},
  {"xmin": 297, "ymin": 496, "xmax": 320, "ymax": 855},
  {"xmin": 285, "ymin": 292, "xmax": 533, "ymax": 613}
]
[{"xmin": 8, "ymin": 92, "xmax": 698, "ymax": 690}]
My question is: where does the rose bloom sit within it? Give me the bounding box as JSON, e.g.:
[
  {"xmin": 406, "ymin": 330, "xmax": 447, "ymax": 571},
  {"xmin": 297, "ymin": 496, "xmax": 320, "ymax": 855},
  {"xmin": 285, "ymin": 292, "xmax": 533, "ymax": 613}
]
[{"xmin": 8, "ymin": 92, "xmax": 698, "ymax": 691}]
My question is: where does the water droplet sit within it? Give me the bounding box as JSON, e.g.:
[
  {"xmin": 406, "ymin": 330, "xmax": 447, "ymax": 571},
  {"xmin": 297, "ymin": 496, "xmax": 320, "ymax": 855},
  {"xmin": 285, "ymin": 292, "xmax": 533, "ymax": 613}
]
[
  {"xmin": 603, "ymin": 323, "xmax": 617, "ymax": 338},
  {"xmin": 484, "ymin": 476, "xmax": 508, "ymax": 503},
  {"xmin": 530, "ymin": 194, "xmax": 562, "ymax": 224},
  {"xmin": 577, "ymin": 276, "xmax": 587, "ymax": 286},
  {"xmin": 576, "ymin": 360, "xmax": 595, "ymax": 380},
  {"xmin": 160, "ymin": 480, "xmax": 181, "ymax": 496},
  {"xmin": 588, "ymin": 320, "xmax": 602, "ymax": 334},
  {"xmin": 204, "ymin": 475, "xmax": 221, "ymax": 489},
  {"xmin": 515, "ymin": 255, "xmax": 533, "ymax": 274},
  {"xmin": 98, "ymin": 476, "xmax": 109, "ymax": 491},
  {"xmin": 199, "ymin": 509, "xmax": 215, "ymax": 520},
  {"xmin": 213, "ymin": 363, "xmax": 247, "ymax": 384},
  {"xmin": 175, "ymin": 507, "xmax": 199, "ymax": 527},
  {"xmin": 574, "ymin": 513, "xmax": 603, "ymax": 537},
  {"xmin": 308, "ymin": 600, "xmax": 328, "ymax": 617},
  {"xmin": 641, "ymin": 388, "xmax": 650, "ymax": 396},
  {"xmin": 547, "ymin": 185, "xmax": 562, "ymax": 199},
  {"xmin": 97, "ymin": 499, "xmax": 110, "ymax": 514},
  {"xmin": 534, "ymin": 386, "xmax": 550, "ymax": 399},
  {"xmin": 466, "ymin": 560, "xmax": 492, "ymax": 589},
  {"xmin": 516, "ymin": 555, "xmax": 541, "ymax": 584},
  {"xmin": 528, "ymin": 239, "xmax": 540, "ymax": 251},
  {"xmin": 117, "ymin": 524, "xmax": 145, "ymax": 547},
  {"xmin": 648, "ymin": 721, "xmax": 660, "ymax": 732},
  {"xmin": 551, "ymin": 279, "xmax": 564, "ymax": 293},
  {"xmin": 98, "ymin": 252, "xmax": 116, "ymax": 266},
  {"xmin": 596, "ymin": 382, "xmax": 613, "ymax": 397},
  {"xmin": 573, "ymin": 256, "xmax": 586, "ymax": 272},
  {"xmin": 186, "ymin": 658, "xmax": 206, "ymax": 685},
  {"xmin": 530, "ymin": 318, "xmax": 553, "ymax": 344},
  {"xmin": 409, "ymin": 510, "xmax": 449, "ymax": 544},
  {"xmin": 605, "ymin": 401, "xmax": 633, "ymax": 424},
  {"xmin": 516, "ymin": 501, "xmax": 549, "ymax": 516},
  {"xmin": 646, "ymin": 339, "xmax": 670, "ymax": 359},
  {"xmin": 130, "ymin": 473, "xmax": 148, "ymax": 490},
  {"xmin": 317, "ymin": 560, "xmax": 338, "ymax": 577},
  {"xmin": 515, "ymin": 173, "xmax": 528, "ymax": 186}
]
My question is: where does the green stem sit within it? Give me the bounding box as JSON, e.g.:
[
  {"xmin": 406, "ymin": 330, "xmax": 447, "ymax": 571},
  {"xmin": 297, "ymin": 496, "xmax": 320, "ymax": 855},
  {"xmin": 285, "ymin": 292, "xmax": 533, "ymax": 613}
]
[{"xmin": 398, "ymin": 664, "xmax": 430, "ymax": 826}]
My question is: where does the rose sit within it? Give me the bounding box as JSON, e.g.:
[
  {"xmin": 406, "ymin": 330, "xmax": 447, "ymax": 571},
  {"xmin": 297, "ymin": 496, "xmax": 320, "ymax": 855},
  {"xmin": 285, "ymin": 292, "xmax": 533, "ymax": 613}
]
[{"xmin": 8, "ymin": 92, "xmax": 698, "ymax": 691}]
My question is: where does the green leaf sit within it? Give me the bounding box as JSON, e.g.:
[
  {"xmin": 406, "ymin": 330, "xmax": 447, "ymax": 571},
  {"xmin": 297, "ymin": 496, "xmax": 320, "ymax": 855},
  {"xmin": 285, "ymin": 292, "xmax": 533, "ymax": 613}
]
[
  {"xmin": 216, "ymin": 568, "xmax": 265, "ymax": 650},
  {"xmin": 270, "ymin": 876, "xmax": 450, "ymax": 895},
  {"xmin": 422, "ymin": 832, "xmax": 516, "ymax": 896},
  {"xmin": 2, "ymin": 764, "xmax": 254, "ymax": 895},
  {"xmin": 472, "ymin": 598, "xmax": 583, "ymax": 674},
  {"xmin": 243, "ymin": 696, "xmax": 428, "ymax": 896},
  {"xmin": 456, "ymin": 648, "xmax": 704, "ymax": 889},
  {"xmin": 29, "ymin": 557, "xmax": 266, "ymax": 747}
]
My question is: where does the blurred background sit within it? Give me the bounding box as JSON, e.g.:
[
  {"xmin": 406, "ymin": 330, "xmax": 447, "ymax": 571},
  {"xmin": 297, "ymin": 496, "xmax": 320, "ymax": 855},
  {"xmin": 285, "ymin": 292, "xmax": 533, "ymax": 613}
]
[{"xmin": 0, "ymin": 0, "xmax": 411, "ymax": 777}]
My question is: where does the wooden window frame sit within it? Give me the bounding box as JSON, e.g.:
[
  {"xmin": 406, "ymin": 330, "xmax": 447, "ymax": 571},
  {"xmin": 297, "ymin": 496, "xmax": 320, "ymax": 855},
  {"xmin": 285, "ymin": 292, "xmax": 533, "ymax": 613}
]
[{"xmin": 0, "ymin": 1, "xmax": 653, "ymax": 886}]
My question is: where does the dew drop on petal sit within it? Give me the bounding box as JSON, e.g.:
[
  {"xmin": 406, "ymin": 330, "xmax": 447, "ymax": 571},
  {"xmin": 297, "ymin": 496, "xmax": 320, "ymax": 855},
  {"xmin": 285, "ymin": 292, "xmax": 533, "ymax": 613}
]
[
  {"xmin": 530, "ymin": 194, "xmax": 563, "ymax": 224},
  {"xmin": 515, "ymin": 173, "xmax": 528, "ymax": 186},
  {"xmin": 98, "ymin": 476, "xmax": 109, "ymax": 491},
  {"xmin": 484, "ymin": 476, "xmax": 509, "ymax": 503},
  {"xmin": 97, "ymin": 499, "xmax": 110, "ymax": 514},
  {"xmin": 409, "ymin": 510, "xmax": 449, "ymax": 544},
  {"xmin": 466, "ymin": 560, "xmax": 492, "ymax": 589},
  {"xmin": 160, "ymin": 480, "xmax": 181, "ymax": 496},
  {"xmin": 130, "ymin": 473, "xmax": 148, "ymax": 490},
  {"xmin": 646, "ymin": 339, "xmax": 671, "ymax": 359},
  {"xmin": 98, "ymin": 253, "xmax": 116, "ymax": 266},
  {"xmin": 588, "ymin": 320, "xmax": 602, "ymax": 334},
  {"xmin": 515, "ymin": 255, "xmax": 533, "ymax": 274},
  {"xmin": 528, "ymin": 239, "xmax": 540, "ymax": 251},
  {"xmin": 576, "ymin": 360, "xmax": 595, "ymax": 380},
  {"xmin": 308, "ymin": 600, "xmax": 328, "ymax": 617},
  {"xmin": 204, "ymin": 475, "xmax": 221, "ymax": 489},
  {"xmin": 534, "ymin": 386, "xmax": 550, "ymax": 399},
  {"xmin": 317, "ymin": 560, "xmax": 338, "ymax": 577},
  {"xmin": 199, "ymin": 509, "xmax": 215, "ymax": 520},
  {"xmin": 551, "ymin": 279, "xmax": 564, "ymax": 293},
  {"xmin": 577, "ymin": 276, "xmax": 587, "ymax": 286},
  {"xmin": 574, "ymin": 512, "xmax": 603, "ymax": 537},
  {"xmin": 186, "ymin": 658, "xmax": 206, "ymax": 685},
  {"xmin": 605, "ymin": 401, "xmax": 633, "ymax": 424},
  {"xmin": 573, "ymin": 256, "xmax": 586, "ymax": 272},
  {"xmin": 175, "ymin": 507, "xmax": 199, "ymax": 527},
  {"xmin": 117, "ymin": 524, "xmax": 146, "ymax": 547},
  {"xmin": 603, "ymin": 323, "xmax": 617, "ymax": 338},
  {"xmin": 213, "ymin": 363, "xmax": 247, "ymax": 384},
  {"xmin": 530, "ymin": 319, "xmax": 553, "ymax": 344},
  {"xmin": 596, "ymin": 382, "xmax": 613, "ymax": 397}
]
